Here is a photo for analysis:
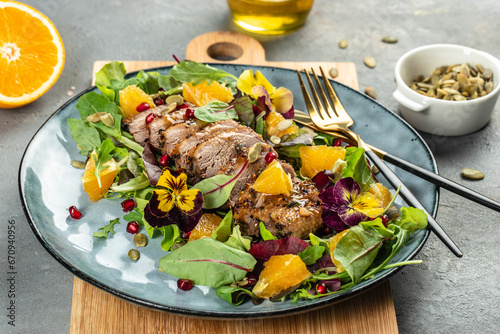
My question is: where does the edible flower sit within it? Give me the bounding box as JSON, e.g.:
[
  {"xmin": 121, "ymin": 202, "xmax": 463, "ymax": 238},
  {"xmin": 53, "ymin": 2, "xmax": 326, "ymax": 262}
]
[
  {"xmin": 318, "ymin": 177, "xmax": 383, "ymax": 231},
  {"xmin": 144, "ymin": 168, "xmax": 203, "ymax": 232},
  {"xmin": 237, "ymin": 70, "xmax": 293, "ymax": 114}
]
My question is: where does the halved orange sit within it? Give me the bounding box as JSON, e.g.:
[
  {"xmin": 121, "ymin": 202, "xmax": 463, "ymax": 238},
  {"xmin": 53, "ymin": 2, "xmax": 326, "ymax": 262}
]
[
  {"xmin": 0, "ymin": 1, "xmax": 65, "ymax": 109},
  {"xmin": 252, "ymin": 160, "xmax": 293, "ymax": 196},
  {"xmin": 182, "ymin": 80, "xmax": 233, "ymax": 107},
  {"xmin": 299, "ymin": 145, "xmax": 346, "ymax": 179},
  {"xmin": 81, "ymin": 154, "xmax": 118, "ymax": 202}
]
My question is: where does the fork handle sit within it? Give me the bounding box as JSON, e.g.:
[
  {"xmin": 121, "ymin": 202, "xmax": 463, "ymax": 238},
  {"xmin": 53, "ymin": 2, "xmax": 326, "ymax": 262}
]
[
  {"xmin": 382, "ymin": 153, "xmax": 500, "ymax": 212},
  {"xmin": 364, "ymin": 149, "xmax": 463, "ymax": 257}
]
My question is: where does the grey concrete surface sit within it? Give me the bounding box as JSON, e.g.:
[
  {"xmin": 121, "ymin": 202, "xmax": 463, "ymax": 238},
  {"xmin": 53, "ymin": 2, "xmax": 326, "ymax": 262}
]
[{"xmin": 1, "ymin": 0, "xmax": 500, "ymax": 333}]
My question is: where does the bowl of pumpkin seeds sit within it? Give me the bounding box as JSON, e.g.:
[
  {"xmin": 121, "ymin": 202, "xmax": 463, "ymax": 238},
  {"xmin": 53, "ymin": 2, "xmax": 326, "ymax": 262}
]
[{"xmin": 393, "ymin": 44, "xmax": 500, "ymax": 136}]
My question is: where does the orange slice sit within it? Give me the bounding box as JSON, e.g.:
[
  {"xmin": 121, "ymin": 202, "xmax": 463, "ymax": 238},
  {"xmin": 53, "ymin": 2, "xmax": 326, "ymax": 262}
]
[
  {"xmin": 0, "ymin": 1, "xmax": 65, "ymax": 109},
  {"xmin": 188, "ymin": 213, "xmax": 223, "ymax": 242},
  {"xmin": 253, "ymin": 254, "xmax": 311, "ymax": 299},
  {"xmin": 328, "ymin": 229, "xmax": 350, "ymax": 273},
  {"xmin": 182, "ymin": 80, "xmax": 233, "ymax": 107},
  {"xmin": 368, "ymin": 183, "xmax": 393, "ymax": 208},
  {"xmin": 118, "ymin": 85, "xmax": 155, "ymax": 119},
  {"xmin": 252, "ymin": 160, "xmax": 293, "ymax": 196},
  {"xmin": 299, "ymin": 145, "xmax": 346, "ymax": 179},
  {"xmin": 81, "ymin": 154, "xmax": 118, "ymax": 202}
]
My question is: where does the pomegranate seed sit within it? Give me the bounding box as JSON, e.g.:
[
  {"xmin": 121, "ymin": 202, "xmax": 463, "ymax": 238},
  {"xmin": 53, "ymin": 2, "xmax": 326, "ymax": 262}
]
[
  {"xmin": 121, "ymin": 199, "xmax": 136, "ymax": 212},
  {"xmin": 381, "ymin": 214, "xmax": 390, "ymax": 226},
  {"xmin": 332, "ymin": 139, "xmax": 343, "ymax": 147},
  {"xmin": 264, "ymin": 151, "xmax": 277, "ymax": 163},
  {"xmin": 126, "ymin": 221, "xmax": 140, "ymax": 234},
  {"xmin": 158, "ymin": 155, "xmax": 169, "ymax": 167},
  {"xmin": 154, "ymin": 97, "xmax": 164, "ymax": 106},
  {"xmin": 177, "ymin": 278, "xmax": 194, "ymax": 291},
  {"xmin": 246, "ymin": 277, "xmax": 257, "ymax": 287},
  {"xmin": 177, "ymin": 103, "xmax": 189, "ymax": 110},
  {"xmin": 185, "ymin": 108, "xmax": 195, "ymax": 119},
  {"xmin": 181, "ymin": 231, "xmax": 191, "ymax": 239},
  {"xmin": 69, "ymin": 206, "xmax": 82, "ymax": 219},
  {"xmin": 145, "ymin": 113, "xmax": 156, "ymax": 124},
  {"xmin": 316, "ymin": 283, "xmax": 327, "ymax": 294},
  {"xmin": 136, "ymin": 102, "xmax": 151, "ymax": 112}
]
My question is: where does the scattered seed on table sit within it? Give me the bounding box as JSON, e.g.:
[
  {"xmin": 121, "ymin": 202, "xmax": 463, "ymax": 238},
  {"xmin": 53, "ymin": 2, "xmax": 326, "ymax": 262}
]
[
  {"xmin": 365, "ymin": 86, "xmax": 377, "ymax": 99},
  {"xmin": 338, "ymin": 39, "xmax": 349, "ymax": 49},
  {"xmin": 381, "ymin": 36, "xmax": 398, "ymax": 43},
  {"xmin": 461, "ymin": 168, "xmax": 484, "ymax": 180},
  {"xmin": 329, "ymin": 67, "xmax": 339, "ymax": 78},
  {"xmin": 364, "ymin": 56, "xmax": 376, "ymax": 68}
]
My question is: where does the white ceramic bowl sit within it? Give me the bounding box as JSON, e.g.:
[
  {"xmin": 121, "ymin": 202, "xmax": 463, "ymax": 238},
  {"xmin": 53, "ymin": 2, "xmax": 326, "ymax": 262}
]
[{"xmin": 393, "ymin": 44, "xmax": 500, "ymax": 136}]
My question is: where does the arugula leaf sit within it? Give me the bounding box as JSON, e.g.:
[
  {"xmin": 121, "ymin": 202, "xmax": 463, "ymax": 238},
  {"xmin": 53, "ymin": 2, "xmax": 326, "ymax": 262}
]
[
  {"xmin": 334, "ymin": 225, "xmax": 384, "ymax": 284},
  {"xmin": 341, "ymin": 147, "xmax": 374, "ymax": 192},
  {"xmin": 159, "ymin": 238, "xmax": 256, "ymax": 288},
  {"xmin": 192, "ymin": 160, "xmax": 248, "ymax": 209},
  {"xmin": 110, "ymin": 174, "xmax": 150, "ymax": 193},
  {"xmin": 93, "ymin": 218, "xmax": 120, "ymax": 238},
  {"xmin": 216, "ymin": 286, "xmax": 257, "ymax": 305},
  {"xmin": 298, "ymin": 245, "xmax": 326, "ymax": 265},
  {"xmin": 92, "ymin": 138, "xmax": 115, "ymax": 187},
  {"xmin": 169, "ymin": 60, "xmax": 237, "ymax": 86},
  {"xmin": 392, "ymin": 207, "xmax": 428, "ymax": 233},
  {"xmin": 123, "ymin": 208, "xmax": 143, "ymax": 223},
  {"xmin": 259, "ymin": 222, "xmax": 277, "ymax": 241},
  {"xmin": 211, "ymin": 211, "xmax": 234, "ymax": 242},
  {"xmin": 67, "ymin": 118, "xmax": 101, "ymax": 155},
  {"xmin": 194, "ymin": 101, "xmax": 239, "ymax": 123},
  {"xmin": 225, "ymin": 225, "xmax": 252, "ymax": 252}
]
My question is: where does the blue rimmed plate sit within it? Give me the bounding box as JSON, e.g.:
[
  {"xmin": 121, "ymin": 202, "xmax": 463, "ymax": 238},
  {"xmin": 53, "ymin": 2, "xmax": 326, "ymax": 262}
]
[{"xmin": 19, "ymin": 64, "xmax": 436, "ymax": 318}]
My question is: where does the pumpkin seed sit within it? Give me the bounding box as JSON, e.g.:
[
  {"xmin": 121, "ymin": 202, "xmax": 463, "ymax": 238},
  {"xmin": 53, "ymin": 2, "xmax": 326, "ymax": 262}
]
[
  {"xmin": 162, "ymin": 102, "xmax": 177, "ymax": 114},
  {"xmin": 277, "ymin": 119, "xmax": 293, "ymax": 132},
  {"xmin": 270, "ymin": 135, "xmax": 281, "ymax": 145},
  {"xmin": 248, "ymin": 142, "xmax": 262, "ymax": 163},
  {"xmin": 134, "ymin": 233, "xmax": 148, "ymax": 247},
  {"xmin": 381, "ymin": 36, "xmax": 398, "ymax": 43},
  {"xmin": 329, "ymin": 67, "xmax": 339, "ymax": 78},
  {"xmin": 364, "ymin": 86, "xmax": 377, "ymax": 99},
  {"xmin": 338, "ymin": 39, "xmax": 349, "ymax": 49},
  {"xmin": 409, "ymin": 63, "xmax": 494, "ymax": 101},
  {"xmin": 70, "ymin": 160, "xmax": 86, "ymax": 169},
  {"xmin": 100, "ymin": 113, "xmax": 115, "ymax": 127},
  {"xmin": 166, "ymin": 94, "xmax": 184, "ymax": 106},
  {"xmin": 128, "ymin": 249, "xmax": 140, "ymax": 261},
  {"xmin": 86, "ymin": 112, "xmax": 108, "ymax": 123},
  {"xmin": 364, "ymin": 56, "xmax": 376, "ymax": 68},
  {"xmin": 461, "ymin": 168, "xmax": 484, "ymax": 180}
]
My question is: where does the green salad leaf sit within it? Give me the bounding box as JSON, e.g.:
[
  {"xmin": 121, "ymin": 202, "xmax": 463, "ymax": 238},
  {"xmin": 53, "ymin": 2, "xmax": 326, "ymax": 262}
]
[
  {"xmin": 67, "ymin": 118, "xmax": 100, "ymax": 155},
  {"xmin": 211, "ymin": 211, "xmax": 234, "ymax": 242},
  {"xmin": 169, "ymin": 60, "xmax": 237, "ymax": 86},
  {"xmin": 393, "ymin": 207, "xmax": 428, "ymax": 233},
  {"xmin": 342, "ymin": 147, "xmax": 374, "ymax": 192},
  {"xmin": 216, "ymin": 286, "xmax": 257, "ymax": 306},
  {"xmin": 159, "ymin": 238, "xmax": 256, "ymax": 288},
  {"xmin": 194, "ymin": 101, "xmax": 238, "ymax": 123},
  {"xmin": 259, "ymin": 222, "xmax": 277, "ymax": 241}
]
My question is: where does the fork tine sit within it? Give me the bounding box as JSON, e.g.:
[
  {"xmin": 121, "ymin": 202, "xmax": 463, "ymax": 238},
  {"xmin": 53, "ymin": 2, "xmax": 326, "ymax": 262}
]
[
  {"xmin": 296, "ymin": 70, "xmax": 324, "ymax": 124},
  {"xmin": 311, "ymin": 68, "xmax": 335, "ymax": 118},
  {"xmin": 302, "ymin": 69, "xmax": 330, "ymax": 121},
  {"xmin": 319, "ymin": 66, "xmax": 353, "ymax": 125}
]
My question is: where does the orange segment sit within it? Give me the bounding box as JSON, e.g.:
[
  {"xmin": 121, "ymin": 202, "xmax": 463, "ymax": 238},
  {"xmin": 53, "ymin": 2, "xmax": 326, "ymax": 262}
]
[
  {"xmin": 182, "ymin": 80, "xmax": 233, "ymax": 107},
  {"xmin": 0, "ymin": 1, "xmax": 65, "ymax": 109},
  {"xmin": 252, "ymin": 160, "xmax": 293, "ymax": 196},
  {"xmin": 188, "ymin": 213, "xmax": 223, "ymax": 242},
  {"xmin": 368, "ymin": 183, "xmax": 393, "ymax": 208},
  {"xmin": 118, "ymin": 85, "xmax": 155, "ymax": 119},
  {"xmin": 328, "ymin": 229, "xmax": 350, "ymax": 273},
  {"xmin": 253, "ymin": 254, "xmax": 311, "ymax": 299},
  {"xmin": 299, "ymin": 145, "xmax": 346, "ymax": 179},
  {"xmin": 265, "ymin": 110, "xmax": 299, "ymax": 137},
  {"xmin": 81, "ymin": 154, "xmax": 118, "ymax": 202}
]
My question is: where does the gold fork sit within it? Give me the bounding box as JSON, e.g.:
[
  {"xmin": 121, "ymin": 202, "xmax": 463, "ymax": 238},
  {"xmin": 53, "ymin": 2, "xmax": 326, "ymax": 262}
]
[{"xmin": 297, "ymin": 67, "xmax": 462, "ymax": 257}]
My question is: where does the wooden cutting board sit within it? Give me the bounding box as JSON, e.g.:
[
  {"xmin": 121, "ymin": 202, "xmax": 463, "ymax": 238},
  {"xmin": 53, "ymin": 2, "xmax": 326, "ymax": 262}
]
[{"xmin": 70, "ymin": 31, "xmax": 398, "ymax": 334}]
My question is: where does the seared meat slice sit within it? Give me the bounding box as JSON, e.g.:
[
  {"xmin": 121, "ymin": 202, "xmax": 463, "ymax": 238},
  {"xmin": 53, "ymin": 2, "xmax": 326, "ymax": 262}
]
[
  {"xmin": 148, "ymin": 109, "xmax": 187, "ymax": 151},
  {"xmin": 171, "ymin": 119, "xmax": 241, "ymax": 170},
  {"xmin": 187, "ymin": 128, "xmax": 264, "ymax": 183},
  {"xmin": 125, "ymin": 105, "xmax": 169, "ymax": 146},
  {"xmin": 217, "ymin": 143, "xmax": 298, "ymax": 207},
  {"xmin": 233, "ymin": 179, "xmax": 323, "ymax": 239},
  {"xmin": 161, "ymin": 119, "xmax": 206, "ymax": 156}
]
